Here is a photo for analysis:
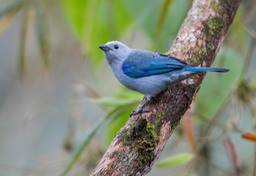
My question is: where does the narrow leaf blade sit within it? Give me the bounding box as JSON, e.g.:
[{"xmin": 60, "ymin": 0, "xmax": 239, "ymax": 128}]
[
  {"xmin": 34, "ymin": 1, "xmax": 50, "ymax": 69},
  {"xmin": 91, "ymin": 97, "xmax": 139, "ymax": 107},
  {"xmin": 155, "ymin": 0, "xmax": 173, "ymax": 38},
  {"xmin": 61, "ymin": 116, "xmax": 107, "ymax": 176},
  {"xmin": 156, "ymin": 153, "xmax": 194, "ymax": 168},
  {"xmin": 0, "ymin": 8, "xmax": 18, "ymax": 33},
  {"xmin": 18, "ymin": 10, "xmax": 29, "ymax": 79}
]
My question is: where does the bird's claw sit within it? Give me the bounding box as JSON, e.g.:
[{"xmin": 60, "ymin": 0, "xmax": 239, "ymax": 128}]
[
  {"xmin": 130, "ymin": 108, "xmax": 150, "ymax": 116},
  {"xmin": 130, "ymin": 96, "xmax": 151, "ymax": 116}
]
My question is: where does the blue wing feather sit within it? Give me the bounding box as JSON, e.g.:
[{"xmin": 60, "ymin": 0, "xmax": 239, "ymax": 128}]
[{"xmin": 122, "ymin": 54, "xmax": 187, "ymax": 78}]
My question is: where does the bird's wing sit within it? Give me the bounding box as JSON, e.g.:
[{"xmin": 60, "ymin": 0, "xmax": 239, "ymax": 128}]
[{"xmin": 122, "ymin": 53, "xmax": 188, "ymax": 78}]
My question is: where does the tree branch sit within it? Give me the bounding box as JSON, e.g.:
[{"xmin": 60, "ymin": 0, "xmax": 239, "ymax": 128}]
[{"xmin": 92, "ymin": 0, "xmax": 240, "ymax": 175}]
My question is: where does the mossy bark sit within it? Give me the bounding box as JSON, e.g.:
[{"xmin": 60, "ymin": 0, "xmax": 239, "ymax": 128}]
[{"xmin": 92, "ymin": 0, "xmax": 240, "ymax": 175}]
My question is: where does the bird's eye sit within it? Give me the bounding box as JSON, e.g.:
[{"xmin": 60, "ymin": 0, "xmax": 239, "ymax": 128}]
[{"xmin": 114, "ymin": 45, "xmax": 119, "ymax": 49}]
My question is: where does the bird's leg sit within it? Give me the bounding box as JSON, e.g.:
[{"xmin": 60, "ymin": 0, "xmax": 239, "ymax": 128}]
[{"xmin": 130, "ymin": 96, "xmax": 151, "ymax": 116}]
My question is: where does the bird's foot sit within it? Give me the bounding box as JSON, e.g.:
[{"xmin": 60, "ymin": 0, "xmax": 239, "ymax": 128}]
[
  {"xmin": 130, "ymin": 96, "xmax": 152, "ymax": 116},
  {"xmin": 130, "ymin": 108, "xmax": 150, "ymax": 116}
]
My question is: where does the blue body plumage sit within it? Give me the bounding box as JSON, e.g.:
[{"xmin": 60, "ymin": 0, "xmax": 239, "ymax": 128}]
[{"xmin": 99, "ymin": 41, "xmax": 229, "ymax": 115}]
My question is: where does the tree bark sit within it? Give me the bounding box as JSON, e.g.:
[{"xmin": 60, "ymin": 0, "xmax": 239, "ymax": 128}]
[{"xmin": 92, "ymin": 0, "xmax": 240, "ymax": 175}]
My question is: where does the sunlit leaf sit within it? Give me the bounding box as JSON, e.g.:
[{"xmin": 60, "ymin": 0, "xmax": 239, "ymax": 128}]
[
  {"xmin": 156, "ymin": 153, "xmax": 194, "ymax": 167},
  {"xmin": 116, "ymin": 87, "xmax": 143, "ymax": 100},
  {"xmin": 92, "ymin": 97, "xmax": 139, "ymax": 107},
  {"xmin": 62, "ymin": 0, "xmax": 188, "ymax": 66},
  {"xmin": 91, "ymin": 86, "xmax": 142, "ymax": 108},
  {"xmin": 61, "ymin": 0, "xmax": 132, "ymax": 68},
  {"xmin": 241, "ymin": 131, "xmax": 256, "ymax": 143}
]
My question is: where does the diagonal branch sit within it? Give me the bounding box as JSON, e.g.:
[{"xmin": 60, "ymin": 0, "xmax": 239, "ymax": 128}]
[{"xmin": 92, "ymin": 0, "xmax": 240, "ymax": 175}]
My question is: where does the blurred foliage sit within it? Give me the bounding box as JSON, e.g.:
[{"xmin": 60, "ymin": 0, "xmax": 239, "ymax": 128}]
[
  {"xmin": 61, "ymin": 111, "xmax": 110, "ymax": 176},
  {"xmin": 61, "ymin": 0, "xmax": 133, "ymax": 67},
  {"xmin": 0, "ymin": 0, "xmax": 50, "ymax": 78},
  {"xmin": 155, "ymin": 153, "xmax": 194, "ymax": 167},
  {"xmin": 0, "ymin": 0, "xmax": 23, "ymax": 32},
  {"xmin": 61, "ymin": 0, "xmax": 188, "ymax": 67},
  {"xmin": 196, "ymin": 46, "xmax": 243, "ymax": 119},
  {"xmin": 1, "ymin": 0, "xmax": 256, "ymax": 176},
  {"xmin": 92, "ymin": 88, "xmax": 142, "ymax": 145}
]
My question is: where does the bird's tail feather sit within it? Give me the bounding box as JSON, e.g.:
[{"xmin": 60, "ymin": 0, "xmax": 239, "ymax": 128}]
[{"xmin": 186, "ymin": 66, "xmax": 229, "ymax": 73}]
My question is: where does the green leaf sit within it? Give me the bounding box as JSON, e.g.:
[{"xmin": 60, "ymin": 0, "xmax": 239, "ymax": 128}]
[
  {"xmin": 155, "ymin": 0, "xmax": 174, "ymax": 38},
  {"xmin": 156, "ymin": 153, "xmax": 194, "ymax": 167},
  {"xmin": 91, "ymin": 86, "xmax": 142, "ymax": 107},
  {"xmin": 115, "ymin": 87, "xmax": 144, "ymax": 99},
  {"xmin": 61, "ymin": 0, "xmax": 88, "ymax": 38},
  {"xmin": 61, "ymin": 104, "xmax": 134, "ymax": 175},
  {"xmin": 153, "ymin": 0, "xmax": 188, "ymax": 50},
  {"xmin": 34, "ymin": 1, "xmax": 50, "ymax": 69},
  {"xmin": 105, "ymin": 105, "xmax": 134, "ymax": 146},
  {"xmin": 123, "ymin": 0, "xmax": 188, "ymax": 50},
  {"xmin": 61, "ymin": 0, "xmax": 132, "ymax": 68},
  {"xmin": 91, "ymin": 95, "xmax": 141, "ymax": 107}
]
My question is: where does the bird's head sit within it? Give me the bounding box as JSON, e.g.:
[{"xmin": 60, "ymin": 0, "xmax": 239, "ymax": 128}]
[{"xmin": 99, "ymin": 41, "xmax": 131, "ymax": 65}]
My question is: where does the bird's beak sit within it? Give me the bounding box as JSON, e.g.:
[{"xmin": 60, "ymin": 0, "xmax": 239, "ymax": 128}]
[{"xmin": 99, "ymin": 45, "xmax": 111, "ymax": 52}]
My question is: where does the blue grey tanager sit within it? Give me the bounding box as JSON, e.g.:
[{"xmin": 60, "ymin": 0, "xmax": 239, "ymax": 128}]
[{"xmin": 99, "ymin": 41, "xmax": 229, "ymax": 115}]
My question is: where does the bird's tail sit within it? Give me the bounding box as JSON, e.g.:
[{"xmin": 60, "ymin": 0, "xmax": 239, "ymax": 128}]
[{"xmin": 185, "ymin": 66, "xmax": 229, "ymax": 73}]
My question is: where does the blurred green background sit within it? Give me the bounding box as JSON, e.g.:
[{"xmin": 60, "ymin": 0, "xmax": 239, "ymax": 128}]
[{"xmin": 0, "ymin": 0, "xmax": 256, "ymax": 175}]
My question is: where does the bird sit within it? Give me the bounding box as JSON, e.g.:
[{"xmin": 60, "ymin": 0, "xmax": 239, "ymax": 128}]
[{"xmin": 99, "ymin": 41, "xmax": 229, "ymax": 115}]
